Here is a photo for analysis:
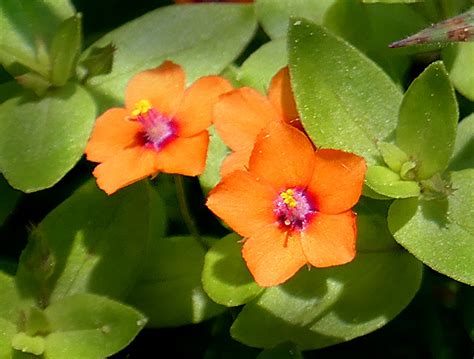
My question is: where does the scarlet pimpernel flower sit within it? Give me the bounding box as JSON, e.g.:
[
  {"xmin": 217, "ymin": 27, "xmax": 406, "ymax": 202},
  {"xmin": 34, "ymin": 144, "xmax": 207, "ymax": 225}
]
[
  {"xmin": 206, "ymin": 121, "xmax": 367, "ymax": 287},
  {"xmin": 214, "ymin": 67, "xmax": 301, "ymax": 176},
  {"xmin": 85, "ymin": 61, "xmax": 232, "ymax": 194}
]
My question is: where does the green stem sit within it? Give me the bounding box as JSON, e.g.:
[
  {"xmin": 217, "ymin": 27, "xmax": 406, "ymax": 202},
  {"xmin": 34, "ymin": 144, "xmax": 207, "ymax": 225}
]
[{"xmin": 174, "ymin": 175, "xmax": 208, "ymax": 250}]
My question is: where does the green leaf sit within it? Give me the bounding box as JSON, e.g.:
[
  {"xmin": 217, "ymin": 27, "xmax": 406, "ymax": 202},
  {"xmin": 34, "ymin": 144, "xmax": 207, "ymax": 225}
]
[
  {"xmin": 15, "ymin": 180, "xmax": 164, "ymax": 305},
  {"xmin": 15, "ymin": 72, "xmax": 51, "ymax": 97},
  {"xmin": 397, "ymin": 61, "xmax": 458, "ymax": 180},
  {"xmin": 202, "ymin": 234, "xmax": 263, "ymax": 307},
  {"xmin": 257, "ymin": 342, "xmax": 303, "ymax": 359},
  {"xmin": 443, "ymin": 42, "xmax": 474, "ymax": 101},
  {"xmin": 231, "ymin": 252, "xmax": 422, "ymax": 349},
  {"xmin": 362, "ymin": 0, "xmax": 422, "ymax": 3},
  {"xmin": 11, "ymin": 333, "xmax": 45, "ymax": 356},
  {"xmin": 0, "ymin": 83, "xmax": 96, "ymax": 192},
  {"xmin": 79, "ymin": 43, "xmax": 116, "ymax": 81},
  {"xmin": 50, "ymin": 15, "xmax": 82, "ymax": 86},
  {"xmin": 449, "ymin": 113, "xmax": 474, "ymax": 171},
  {"xmin": 127, "ymin": 235, "xmax": 225, "ymax": 328},
  {"xmin": 230, "ymin": 197, "xmax": 422, "ymax": 349},
  {"xmin": 388, "ymin": 169, "xmax": 474, "ymax": 285},
  {"xmin": 84, "ymin": 4, "xmax": 257, "ymax": 111},
  {"xmin": 365, "ymin": 165, "xmax": 420, "ymax": 198},
  {"xmin": 0, "ymin": 0, "xmax": 75, "ymax": 77},
  {"xmin": 0, "ymin": 318, "xmax": 16, "ymax": 358},
  {"xmin": 199, "ymin": 126, "xmax": 229, "ymax": 194},
  {"xmin": 0, "ymin": 271, "xmax": 33, "ymax": 324},
  {"xmin": 237, "ymin": 38, "xmax": 288, "ymax": 93},
  {"xmin": 378, "ymin": 141, "xmax": 409, "ymax": 173},
  {"xmin": 323, "ymin": 0, "xmax": 427, "ymax": 84},
  {"xmin": 44, "ymin": 293, "xmax": 146, "ymax": 358},
  {"xmin": 255, "ymin": 0, "xmax": 336, "ymax": 39},
  {"xmin": 289, "ymin": 19, "xmax": 402, "ymax": 165},
  {"xmin": 0, "ymin": 175, "xmax": 20, "ymax": 225}
]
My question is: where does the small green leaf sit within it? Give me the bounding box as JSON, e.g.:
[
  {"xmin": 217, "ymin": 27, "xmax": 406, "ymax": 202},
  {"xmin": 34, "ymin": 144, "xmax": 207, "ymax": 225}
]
[
  {"xmin": 202, "ymin": 234, "xmax": 263, "ymax": 307},
  {"xmin": 365, "ymin": 165, "xmax": 420, "ymax": 198},
  {"xmin": 0, "ymin": 318, "xmax": 16, "ymax": 358},
  {"xmin": 50, "ymin": 15, "xmax": 82, "ymax": 86},
  {"xmin": 0, "ymin": 175, "xmax": 20, "ymax": 226},
  {"xmin": 388, "ymin": 169, "xmax": 474, "ymax": 285},
  {"xmin": 257, "ymin": 342, "xmax": 303, "ymax": 359},
  {"xmin": 362, "ymin": 0, "xmax": 422, "ymax": 3},
  {"xmin": 199, "ymin": 126, "xmax": 229, "ymax": 194},
  {"xmin": 0, "ymin": 271, "xmax": 33, "ymax": 324},
  {"xmin": 44, "ymin": 293, "xmax": 146, "ymax": 358},
  {"xmin": 443, "ymin": 42, "xmax": 474, "ymax": 101},
  {"xmin": 0, "ymin": 83, "xmax": 96, "ymax": 192},
  {"xmin": 127, "ymin": 235, "xmax": 225, "ymax": 328},
  {"xmin": 397, "ymin": 61, "xmax": 458, "ymax": 180},
  {"xmin": 15, "ymin": 72, "xmax": 51, "ymax": 96},
  {"xmin": 237, "ymin": 38, "xmax": 287, "ymax": 93},
  {"xmin": 289, "ymin": 19, "xmax": 402, "ymax": 164},
  {"xmin": 16, "ymin": 180, "xmax": 164, "ymax": 305},
  {"xmin": 79, "ymin": 43, "xmax": 116, "ymax": 82},
  {"xmin": 255, "ymin": 0, "xmax": 336, "ymax": 39},
  {"xmin": 0, "ymin": 0, "xmax": 75, "ymax": 77},
  {"xmin": 11, "ymin": 333, "xmax": 45, "ymax": 356},
  {"xmin": 378, "ymin": 142, "xmax": 409, "ymax": 172},
  {"xmin": 84, "ymin": 4, "xmax": 257, "ymax": 111},
  {"xmin": 449, "ymin": 113, "xmax": 474, "ymax": 171}
]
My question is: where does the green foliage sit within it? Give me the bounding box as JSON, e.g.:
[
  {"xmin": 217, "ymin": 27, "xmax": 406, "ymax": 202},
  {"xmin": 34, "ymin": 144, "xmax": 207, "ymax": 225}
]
[
  {"xmin": 443, "ymin": 43, "xmax": 474, "ymax": 101},
  {"xmin": 449, "ymin": 113, "xmax": 474, "ymax": 171}
]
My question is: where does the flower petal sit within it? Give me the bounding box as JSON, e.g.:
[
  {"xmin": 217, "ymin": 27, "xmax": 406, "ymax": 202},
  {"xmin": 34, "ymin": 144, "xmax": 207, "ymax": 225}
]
[
  {"xmin": 213, "ymin": 87, "xmax": 279, "ymax": 151},
  {"xmin": 308, "ymin": 149, "xmax": 366, "ymax": 214},
  {"xmin": 300, "ymin": 211, "xmax": 357, "ymax": 267},
  {"xmin": 268, "ymin": 67, "xmax": 299, "ymax": 125},
  {"xmin": 175, "ymin": 76, "xmax": 233, "ymax": 137},
  {"xmin": 155, "ymin": 131, "xmax": 209, "ymax": 176},
  {"xmin": 206, "ymin": 170, "xmax": 276, "ymax": 238},
  {"xmin": 249, "ymin": 121, "xmax": 315, "ymax": 190},
  {"xmin": 85, "ymin": 108, "xmax": 141, "ymax": 163},
  {"xmin": 242, "ymin": 225, "xmax": 306, "ymax": 287},
  {"xmin": 92, "ymin": 147, "xmax": 158, "ymax": 195},
  {"xmin": 219, "ymin": 148, "xmax": 252, "ymax": 177},
  {"xmin": 125, "ymin": 61, "xmax": 185, "ymax": 116}
]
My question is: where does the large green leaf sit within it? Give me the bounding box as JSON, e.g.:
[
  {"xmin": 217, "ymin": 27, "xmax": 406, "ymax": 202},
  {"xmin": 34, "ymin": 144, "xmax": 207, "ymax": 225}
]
[
  {"xmin": 15, "ymin": 180, "xmax": 165, "ymax": 305},
  {"xmin": 44, "ymin": 293, "xmax": 146, "ymax": 358},
  {"xmin": 388, "ymin": 169, "xmax": 474, "ymax": 285},
  {"xmin": 449, "ymin": 113, "xmax": 474, "ymax": 171},
  {"xmin": 255, "ymin": 0, "xmax": 336, "ymax": 39},
  {"xmin": 289, "ymin": 19, "xmax": 402, "ymax": 164},
  {"xmin": 323, "ymin": 0, "xmax": 427, "ymax": 84},
  {"xmin": 237, "ymin": 38, "xmax": 287, "ymax": 93},
  {"xmin": 0, "ymin": 83, "xmax": 96, "ymax": 192},
  {"xmin": 0, "ymin": 0, "xmax": 75, "ymax": 76},
  {"xmin": 397, "ymin": 61, "xmax": 458, "ymax": 180},
  {"xmin": 84, "ymin": 4, "xmax": 257, "ymax": 111},
  {"xmin": 0, "ymin": 175, "xmax": 20, "ymax": 225},
  {"xmin": 202, "ymin": 234, "xmax": 263, "ymax": 307},
  {"xmin": 230, "ymin": 198, "xmax": 422, "ymax": 349},
  {"xmin": 127, "ymin": 235, "xmax": 225, "ymax": 328},
  {"xmin": 443, "ymin": 43, "xmax": 474, "ymax": 101}
]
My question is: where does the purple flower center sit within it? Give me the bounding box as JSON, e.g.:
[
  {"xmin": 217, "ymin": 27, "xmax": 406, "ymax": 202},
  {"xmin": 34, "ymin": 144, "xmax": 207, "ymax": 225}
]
[
  {"xmin": 273, "ymin": 187, "xmax": 316, "ymax": 231},
  {"xmin": 135, "ymin": 108, "xmax": 178, "ymax": 151}
]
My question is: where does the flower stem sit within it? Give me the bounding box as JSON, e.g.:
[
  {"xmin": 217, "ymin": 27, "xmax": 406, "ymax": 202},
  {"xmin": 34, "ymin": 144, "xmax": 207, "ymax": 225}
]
[{"xmin": 174, "ymin": 175, "xmax": 208, "ymax": 250}]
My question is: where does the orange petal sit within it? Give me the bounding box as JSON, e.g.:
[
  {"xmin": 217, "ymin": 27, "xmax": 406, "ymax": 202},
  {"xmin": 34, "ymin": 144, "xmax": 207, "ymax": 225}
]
[
  {"xmin": 307, "ymin": 149, "xmax": 366, "ymax": 214},
  {"xmin": 242, "ymin": 225, "xmax": 306, "ymax": 287},
  {"xmin": 206, "ymin": 170, "xmax": 276, "ymax": 238},
  {"xmin": 268, "ymin": 67, "xmax": 299, "ymax": 124},
  {"xmin": 213, "ymin": 87, "xmax": 279, "ymax": 151},
  {"xmin": 155, "ymin": 131, "xmax": 209, "ymax": 176},
  {"xmin": 300, "ymin": 211, "xmax": 356, "ymax": 267},
  {"xmin": 85, "ymin": 108, "xmax": 141, "ymax": 163},
  {"xmin": 125, "ymin": 61, "xmax": 185, "ymax": 116},
  {"xmin": 219, "ymin": 148, "xmax": 252, "ymax": 177},
  {"xmin": 92, "ymin": 147, "xmax": 158, "ymax": 195},
  {"xmin": 175, "ymin": 76, "xmax": 233, "ymax": 137},
  {"xmin": 249, "ymin": 121, "xmax": 315, "ymax": 190}
]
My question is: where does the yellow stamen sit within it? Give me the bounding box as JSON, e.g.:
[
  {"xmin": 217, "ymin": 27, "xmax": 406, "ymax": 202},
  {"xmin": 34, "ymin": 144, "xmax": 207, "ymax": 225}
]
[
  {"xmin": 132, "ymin": 99, "xmax": 152, "ymax": 116},
  {"xmin": 280, "ymin": 189, "xmax": 297, "ymax": 208}
]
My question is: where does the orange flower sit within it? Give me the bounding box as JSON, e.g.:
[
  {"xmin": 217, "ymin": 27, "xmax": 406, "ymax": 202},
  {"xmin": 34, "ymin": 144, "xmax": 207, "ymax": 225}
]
[
  {"xmin": 214, "ymin": 67, "xmax": 301, "ymax": 176},
  {"xmin": 206, "ymin": 122, "xmax": 367, "ymax": 287},
  {"xmin": 86, "ymin": 61, "xmax": 232, "ymax": 194}
]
